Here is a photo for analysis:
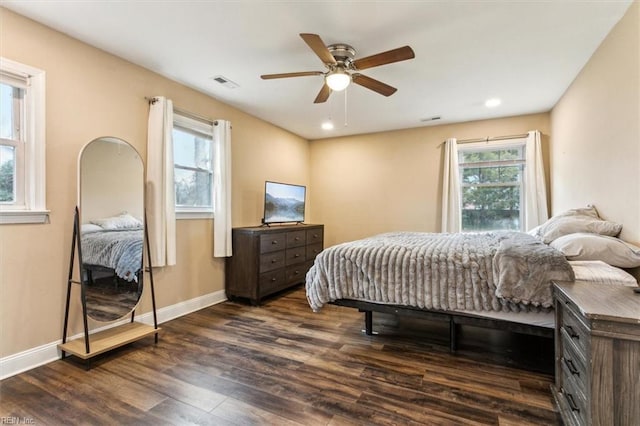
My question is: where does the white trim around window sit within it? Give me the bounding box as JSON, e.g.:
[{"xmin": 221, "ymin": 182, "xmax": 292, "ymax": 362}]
[
  {"xmin": 0, "ymin": 58, "xmax": 48, "ymax": 224},
  {"xmin": 176, "ymin": 209, "xmax": 214, "ymax": 220}
]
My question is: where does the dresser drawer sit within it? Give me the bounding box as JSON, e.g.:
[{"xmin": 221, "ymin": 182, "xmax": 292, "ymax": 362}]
[
  {"xmin": 560, "ymin": 303, "xmax": 589, "ymax": 356},
  {"xmin": 285, "ymin": 246, "xmax": 306, "ymax": 265},
  {"xmin": 260, "ymin": 233, "xmax": 286, "ymax": 253},
  {"xmin": 286, "ymin": 262, "xmax": 311, "ymax": 285},
  {"xmin": 560, "ymin": 334, "xmax": 587, "ymax": 398},
  {"xmin": 306, "ymin": 228, "xmax": 323, "ymax": 244},
  {"xmin": 259, "ymin": 251, "xmax": 285, "ymax": 273},
  {"xmin": 259, "ymin": 270, "xmax": 287, "ymax": 295},
  {"xmin": 286, "ymin": 230, "xmax": 306, "ymax": 248},
  {"xmin": 560, "ymin": 373, "xmax": 587, "ymax": 426},
  {"xmin": 306, "ymin": 242, "xmax": 323, "ymax": 260}
]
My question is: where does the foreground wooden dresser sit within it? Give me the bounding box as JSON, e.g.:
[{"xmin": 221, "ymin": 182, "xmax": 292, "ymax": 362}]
[
  {"xmin": 552, "ymin": 281, "xmax": 640, "ymax": 426},
  {"xmin": 225, "ymin": 224, "xmax": 324, "ymax": 305}
]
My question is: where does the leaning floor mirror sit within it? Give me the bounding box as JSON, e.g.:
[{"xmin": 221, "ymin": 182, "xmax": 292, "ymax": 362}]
[{"xmin": 59, "ymin": 137, "xmax": 159, "ymax": 366}]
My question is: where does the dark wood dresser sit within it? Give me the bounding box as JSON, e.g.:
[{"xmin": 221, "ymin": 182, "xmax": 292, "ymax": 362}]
[
  {"xmin": 225, "ymin": 224, "xmax": 324, "ymax": 305},
  {"xmin": 552, "ymin": 281, "xmax": 640, "ymax": 426}
]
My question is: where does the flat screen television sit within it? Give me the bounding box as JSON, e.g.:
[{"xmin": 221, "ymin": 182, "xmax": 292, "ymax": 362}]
[{"xmin": 263, "ymin": 181, "xmax": 306, "ymax": 224}]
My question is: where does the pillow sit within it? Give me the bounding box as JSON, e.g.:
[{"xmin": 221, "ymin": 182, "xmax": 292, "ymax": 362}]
[
  {"xmin": 91, "ymin": 213, "xmax": 142, "ymax": 230},
  {"xmin": 529, "ymin": 209, "xmax": 622, "ymax": 244},
  {"xmin": 80, "ymin": 223, "xmax": 103, "ymax": 234},
  {"xmin": 552, "ymin": 233, "xmax": 640, "ymax": 268},
  {"xmin": 569, "ymin": 260, "xmax": 638, "ymax": 286},
  {"xmin": 555, "ymin": 205, "xmax": 600, "ymax": 219}
]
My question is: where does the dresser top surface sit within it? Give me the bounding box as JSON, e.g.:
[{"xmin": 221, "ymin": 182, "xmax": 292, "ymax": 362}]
[
  {"xmin": 233, "ymin": 224, "xmax": 323, "ymax": 233},
  {"xmin": 554, "ymin": 280, "xmax": 640, "ymax": 324}
]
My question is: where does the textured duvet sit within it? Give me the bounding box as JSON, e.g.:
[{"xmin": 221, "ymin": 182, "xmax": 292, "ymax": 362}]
[
  {"xmin": 306, "ymin": 231, "xmax": 574, "ymax": 313},
  {"xmin": 82, "ymin": 229, "xmax": 143, "ymax": 282}
]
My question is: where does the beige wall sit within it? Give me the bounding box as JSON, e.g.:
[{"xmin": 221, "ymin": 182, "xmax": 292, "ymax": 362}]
[
  {"xmin": 310, "ymin": 113, "xmax": 550, "ymax": 247},
  {"xmin": 550, "ymin": 1, "xmax": 639, "ymax": 245},
  {"xmin": 0, "ymin": 8, "xmax": 310, "ymax": 358}
]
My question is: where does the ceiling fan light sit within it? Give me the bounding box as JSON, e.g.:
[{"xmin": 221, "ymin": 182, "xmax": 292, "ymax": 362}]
[
  {"xmin": 325, "ymin": 71, "xmax": 351, "ymax": 91},
  {"xmin": 485, "ymin": 98, "xmax": 501, "ymax": 108},
  {"xmin": 321, "ymin": 120, "xmax": 334, "ymax": 130}
]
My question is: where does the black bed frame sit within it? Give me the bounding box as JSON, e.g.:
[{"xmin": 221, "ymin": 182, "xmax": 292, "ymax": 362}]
[
  {"xmin": 83, "ymin": 263, "xmax": 143, "ymax": 293},
  {"xmin": 331, "ymin": 299, "xmax": 554, "ymax": 352}
]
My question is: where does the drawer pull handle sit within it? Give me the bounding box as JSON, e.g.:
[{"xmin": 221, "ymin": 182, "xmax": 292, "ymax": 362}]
[
  {"xmin": 295, "ymin": 237, "xmax": 300, "ymax": 241},
  {"xmin": 565, "ymin": 325, "xmax": 579, "ymax": 339},
  {"xmin": 563, "ymin": 358, "xmax": 580, "ymax": 376},
  {"xmin": 563, "ymin": 390, "xmax": 580, "ymax": 413},
  {"xmin": 271, "ymin": 259, "xmax": 278, "ymax": 263},
  {"xmin": 271, "ymin": 277, "xmax": 276, "ymax": 282},
  {"xmin": 271, "ymin": 240, "xmax": 278, "ymax": 245},
  {"xmin": 294, "ymin": 254, "xmax": 300, "ymax": 258}
]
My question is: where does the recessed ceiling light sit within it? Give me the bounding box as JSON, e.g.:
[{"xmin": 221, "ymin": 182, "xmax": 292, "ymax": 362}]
[
  {"xmin": 321, "ymin": 121, "xmax": 334, "ymax": 130},
  {"xmin": 485, "ymin": 98, "xmax": 501, "ymax": 108}
]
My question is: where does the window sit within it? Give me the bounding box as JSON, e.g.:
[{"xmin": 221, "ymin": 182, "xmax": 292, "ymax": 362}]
[
  {"xmin": 0, "ymin": 58, "xmax": 47, "ymax": 224},
  {"xmin": 172, "ymin": 111, "xmax": 214, "ymax": 219},
  {"xmin": 458, "ymin": 139, "xmax": 526, "ymax": 231}
]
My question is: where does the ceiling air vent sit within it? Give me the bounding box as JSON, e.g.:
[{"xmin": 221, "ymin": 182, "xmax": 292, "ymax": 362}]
[
  {"xmin": 420, "ymin": 116, "xmax": 441, "ymax": 122},
  {"xmin": 211, "ymin": 75, "xmax": 239, "ymax": 89}
]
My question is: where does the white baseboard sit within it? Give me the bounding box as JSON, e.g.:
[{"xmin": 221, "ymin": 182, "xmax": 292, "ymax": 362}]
[{"xmin": 0, "ymin": 290, "xmax": 227, "ymax": 380}]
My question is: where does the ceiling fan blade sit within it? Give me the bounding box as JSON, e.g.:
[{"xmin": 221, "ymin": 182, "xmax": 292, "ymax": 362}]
[
  {"xmin": 314, "ymin": 83, "xmax": 332, "ymax": 103},
  {"xmin": 352, "ymin": 73, "xmax": 397, "ymax": 96},
  {"xmin": 300, "ymin": 33, "xmax": 337, "ymax": 65},
  {"xmin": 261, "ymin": 71, "xmax": 323, "ymax": 80},
  {"xmin": 352, "ymin": 46, "xmax": 415, "ymax": 70}
]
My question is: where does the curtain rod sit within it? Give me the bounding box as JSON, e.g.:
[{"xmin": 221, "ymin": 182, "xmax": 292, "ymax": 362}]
[
  {"xmin": 456, "ymin": 133, "xmax": 529, "ymax": 145},
  {"xmin": 145, "ymin": 96, "xmax": 218, "ymax": 125}
]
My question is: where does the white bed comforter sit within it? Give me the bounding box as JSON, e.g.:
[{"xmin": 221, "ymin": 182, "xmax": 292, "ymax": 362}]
[{"xmin": 306, "ymin": 231, "xmax": 574, "ymax": 313}]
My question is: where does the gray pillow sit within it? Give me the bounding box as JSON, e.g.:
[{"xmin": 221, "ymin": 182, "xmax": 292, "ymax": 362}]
[
  {"xmin": 529, "ymin": 207, "xmax": 622, "ymax": 243},
  {"xmin": 555, "ymin": 205, "xmax": 601, "ymax": 219},
  {"xmin": 551, "ymin": 233, "xmax": 640, "ymax": 268}
]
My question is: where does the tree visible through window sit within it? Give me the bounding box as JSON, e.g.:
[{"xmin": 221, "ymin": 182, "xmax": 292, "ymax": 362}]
[
  {"xmin": 172, "ymin": 112, "xmax": 214, "ymax": 214},
  {"xmin": 0, "ymin": 82, "xmax": 22, "ymax": 204},
  {"xmin": 458, "ymin": 143, "xmax": 525, "ymax": 231}
]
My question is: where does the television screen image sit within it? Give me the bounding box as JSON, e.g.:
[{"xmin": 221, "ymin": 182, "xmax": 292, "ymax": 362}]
[{"xmin": 263, "ymin": 181, "xmax": 306, "ymax": 224}]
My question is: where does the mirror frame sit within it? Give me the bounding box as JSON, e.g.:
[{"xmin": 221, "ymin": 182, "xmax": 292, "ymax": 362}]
[{"xmin": 78, "ymin": 136, "xmax": 145, "ymax": 322}]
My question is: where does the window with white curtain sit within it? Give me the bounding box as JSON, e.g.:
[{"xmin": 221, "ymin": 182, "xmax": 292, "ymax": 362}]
[
  {"xmin": 172, "ymin": 111, "xmax": 215, "ymax": 219},
  {"xmin": 458, "ymin": 138, "xmax": 527, "ymax": 231},
  {"xmin": 0, "ymin": 58, "xmax": 47, "ymax": 224}
]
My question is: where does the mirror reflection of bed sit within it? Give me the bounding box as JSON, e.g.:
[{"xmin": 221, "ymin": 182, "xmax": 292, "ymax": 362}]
[{"xmin": 79, "ymin": 137, "xmax": 144, "ymax": 322}]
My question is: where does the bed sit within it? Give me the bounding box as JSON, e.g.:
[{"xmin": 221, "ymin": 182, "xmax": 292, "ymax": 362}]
[
  {"xmin": 80, "ymin": 220, "xmax": 144, "ymax": 285},
  {"xmin": 306, "ymin": 207, "xmax": 640, "ymax": 350}
]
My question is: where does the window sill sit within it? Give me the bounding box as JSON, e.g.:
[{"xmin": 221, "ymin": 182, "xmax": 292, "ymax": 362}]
[
  {"xmin": 0, "ymin": 210, "xmax": 50, "ymax": 224},
  {"xmin": 176, "ymin": 211, "xmax": 214, "ymax": 220}
]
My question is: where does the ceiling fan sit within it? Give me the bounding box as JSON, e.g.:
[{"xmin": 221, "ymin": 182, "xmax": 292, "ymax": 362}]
[{"xmin": 261, "ymin": 33, "xmax": 415, "ymax": 103}]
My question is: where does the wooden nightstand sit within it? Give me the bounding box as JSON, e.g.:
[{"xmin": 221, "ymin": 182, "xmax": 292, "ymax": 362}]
[{"xmin": 552, "ymin": 281, "xmax": 640, "ymax": 426}]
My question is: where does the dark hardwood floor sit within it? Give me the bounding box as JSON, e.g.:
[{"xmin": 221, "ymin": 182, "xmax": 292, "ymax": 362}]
[{"xmin": 0, "ymin": 287, "xmax": 561, "ymax": 425}]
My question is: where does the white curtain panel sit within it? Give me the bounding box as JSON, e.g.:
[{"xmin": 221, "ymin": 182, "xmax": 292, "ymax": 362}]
[
  {"xmin": 213, "ymin": 120, "xmax": 232, "ymax": 257},
  {"xmin": 524, "ymin": 130, "xmax": 549, "ymax": 230},
  {"xmin": 441, "ymin": 138, "xmax": 461, "ymax": 233},
  {"xmin": 146, "ymin": 96, "xmax": 177, "ymax": 267}
]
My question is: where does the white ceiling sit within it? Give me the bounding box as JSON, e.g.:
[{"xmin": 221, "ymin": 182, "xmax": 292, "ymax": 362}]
[{"xmin": 2, "ymin": 1, "xmax": 633, "ymax": 140}]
